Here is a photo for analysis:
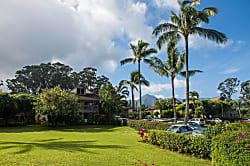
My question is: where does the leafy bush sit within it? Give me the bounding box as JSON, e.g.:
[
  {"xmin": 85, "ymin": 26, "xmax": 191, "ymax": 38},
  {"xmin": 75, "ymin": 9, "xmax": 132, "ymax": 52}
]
[
  {"xmin": 148, "ymin": 130, "xmax": 211, "ymax": 158},
  {"xmin": 34, "ymin": 86, "xmax": 82, "ymax": 127},
  {"xmin": 205, "ymin": 122, "xmax": 250, "ymax": 139},
  {"xmin": 211, "ymin": 130, "xmax": 250, "ymax": 166},
  {"xmin": 128, "ymin": 120, "xmax": 173, "ymax": 131}
]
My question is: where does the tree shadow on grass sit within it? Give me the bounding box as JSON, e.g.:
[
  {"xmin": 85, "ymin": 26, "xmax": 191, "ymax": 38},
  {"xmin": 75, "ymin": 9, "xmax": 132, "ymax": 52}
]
[
  {"xmin": 0, "ymin": 139, "xmax": 128, "ymax": 154},
  {"xmin": 0, "ymin": 125, "xmax": 119, "ymax": 133}
]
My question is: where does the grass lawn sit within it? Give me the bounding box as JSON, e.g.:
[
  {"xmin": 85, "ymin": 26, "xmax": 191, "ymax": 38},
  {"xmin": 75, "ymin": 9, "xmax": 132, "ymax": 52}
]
[{"xmin": 0, "ymin": 125, "xmax": 211, "ymax": 166}]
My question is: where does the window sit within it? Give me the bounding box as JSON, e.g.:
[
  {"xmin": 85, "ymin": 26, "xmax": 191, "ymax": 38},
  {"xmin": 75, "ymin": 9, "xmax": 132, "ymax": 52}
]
[{"xmin": 77, "ymin": 88, "xmax": 85, "ymax": 95}]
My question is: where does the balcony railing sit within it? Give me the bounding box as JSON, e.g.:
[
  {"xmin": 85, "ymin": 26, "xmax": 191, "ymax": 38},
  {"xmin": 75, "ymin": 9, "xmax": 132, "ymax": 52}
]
[{"xmin": 82, "ymin": 105, "xmax": 98, "ymax": 111}]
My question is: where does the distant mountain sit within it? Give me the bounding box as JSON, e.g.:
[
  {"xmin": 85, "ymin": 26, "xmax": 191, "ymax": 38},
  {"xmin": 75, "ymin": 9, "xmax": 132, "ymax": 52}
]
[{"xmin": 135, "ymin": 94, "xmax": 158, "ymax": 107}]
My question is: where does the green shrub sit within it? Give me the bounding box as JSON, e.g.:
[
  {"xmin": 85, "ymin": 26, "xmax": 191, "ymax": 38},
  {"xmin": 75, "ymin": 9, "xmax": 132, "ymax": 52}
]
[
  {"xmin": 148, "ymin": 130, "xmax": 211, "ymax": 157},
  {"xmin": 211, "ymin": 130, "xmax": 250, "ymax": 166},
  {"xmin": 128, "ymin": 120, "xmax": 173, "ymax": 131}
]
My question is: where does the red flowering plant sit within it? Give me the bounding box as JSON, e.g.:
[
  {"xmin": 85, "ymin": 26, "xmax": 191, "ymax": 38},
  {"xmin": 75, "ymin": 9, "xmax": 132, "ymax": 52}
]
[
  {"xmin": 137, "ymin": 129, "xmax": 149, "ymax": 142},
  {"xmin": 133, "ymin": 160, "xmax": 155, "ymax": 166}
]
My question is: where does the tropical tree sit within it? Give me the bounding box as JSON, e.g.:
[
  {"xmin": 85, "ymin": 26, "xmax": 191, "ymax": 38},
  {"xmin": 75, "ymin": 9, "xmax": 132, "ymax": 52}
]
[
  {"xmin": 152, "ymin": 0, "xmax": 227, "ymax": 124},
  {"xmin": 150, "ymin": 36, "xmax": 201, "ymax": 122},
  {"xmin": 240, "ymin": 80, "xmax": 250, "ymax": 100},
  {"xmin": 119, "ymin": 71, "xmax": 150, "ymax": 111},
  {"xmin": 217, "ymin": 77, "xmax": 240, "ymax": 101},
  {"xmin": 34, "ymin": 86, "xmax": 82, "ymax": 127},
  {"xmin": 189, "ymin": 90, "xmax": 199, "ymax": 108},
  {"xmin": 120, "ymin": 40, "xmax": 157, "ymax": 119}
]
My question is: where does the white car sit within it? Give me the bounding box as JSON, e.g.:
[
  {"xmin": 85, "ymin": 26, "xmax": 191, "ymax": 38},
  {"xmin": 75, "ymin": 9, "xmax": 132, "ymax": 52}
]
[{"xmin": 189, "ymin": 118, "xmax": 206, "ymax": 126}]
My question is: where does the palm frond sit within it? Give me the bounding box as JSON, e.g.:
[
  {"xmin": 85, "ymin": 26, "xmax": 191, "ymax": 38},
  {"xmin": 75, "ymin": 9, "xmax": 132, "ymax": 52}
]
[
  {"xmin": 202, "ymin": 7, "xmax": 218, "ymax": 17},
  {"xmin": 120, "ymin": 58, "xmax": 134, "ymax": 66},
  {"xmin": 175, "ymin": 51, "xmax": 185, "ymax": 73},
  {"xmin": 180, "ymin": 70, "xmax": 203, "ymax": 77},
  {"xmin": 190, "ymin": 0, "xmax": 200, "ymax": 7},
  {"xmin": 152, "ymin": 23, "xmax": 178, "ymax": 37},
  {"xmin": 171, "ymin": 12, "xmax": 181, "ymax": 27},
  {"xmin": 193, "ymin": 27, "xmax": 227, "ymax": 44},
  {"xmin": 142, "ymin": 48, "xmax": 157, "ymax": 58},
  {"xmin": 156, "ymin": 31, "xmax": 178, "ymax": 50}
]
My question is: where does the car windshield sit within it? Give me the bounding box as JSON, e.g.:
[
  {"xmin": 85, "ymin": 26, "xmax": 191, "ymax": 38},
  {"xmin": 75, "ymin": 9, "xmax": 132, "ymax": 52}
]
[
  {"xmin": 166, "ymin": 126, "xmax": 179, "ymax": 132},
  {"xmin": 188, "ymin": 122, "xmax": 200, "ymax": 127}
]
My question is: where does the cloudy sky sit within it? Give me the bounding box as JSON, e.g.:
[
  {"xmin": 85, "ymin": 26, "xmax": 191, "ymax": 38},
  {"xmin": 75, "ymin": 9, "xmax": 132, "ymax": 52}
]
[{"xmin": 0, "ymin": 0, "xmax": 249, "ymax": 99}]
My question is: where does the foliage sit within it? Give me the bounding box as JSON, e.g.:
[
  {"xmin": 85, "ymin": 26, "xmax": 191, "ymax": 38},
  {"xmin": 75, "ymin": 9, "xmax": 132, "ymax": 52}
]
[
  {"xmin": 6, "ymin": 63, "xmax": 110, "ymax": 95},
  {"xmin": 205, "ymin": 122, "xmax": 250, "ymax": 139},
  {"xmin": 128, "ymin": 120, "xmax": 173, "ymax": 132},
  {"xmin": 99, "ymin": 84, "xmax": 127, "ymax": 123},
  {"xmin": 75, "ymin": 67, "xmax": 110, "ymax": 94},
  {"xmin": 0, "ymin": 92, "xmax": 18, "ymax": 126},
  {"xmin": 240, "ymin": 80, "xmax": 250, "ymax": 100},
  {"xmin": 13, "ymin": 93, "xmax": 37, "ymax": 124},
  {"xmin": 6, "ymin": 62, "xmax": 74, "ymax": 94},
  {"xmin": 217, "ymin": 77, "xmax": 240, "ymax": 101},
  {"xmin": 34, "ymin": 86, "xmax": 82, "ymax": 126},
  {"xmin": 148, "ymin": 130, "xmax": 211, "ymax": 158},
  {"xmin": 119, "ymin": 71, "xmax": 149, "ymax": 111},
  {"xmin": 211, "ymin": 130, "xmax": 250, "ymax": 166}
]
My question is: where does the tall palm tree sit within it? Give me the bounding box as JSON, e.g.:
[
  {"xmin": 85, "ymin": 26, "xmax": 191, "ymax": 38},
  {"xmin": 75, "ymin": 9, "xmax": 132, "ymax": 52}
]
[
  {"xmin": 150, "ymin": 37, "xmax": 201, "ymax": 122},
  {"xmin": 119, "ymin": 71, "xmax": 150, "ymax": 112},
  {"xmin": 152, "ymin": 0, "xmax": 227, "ymax": 124},
  {"xmin": 189, "ymin": 91, "xmax": 199, "ymax": 114},
  {"xmin": 120, "ymin": 40, "xmax": 157, "ymax": 119}
]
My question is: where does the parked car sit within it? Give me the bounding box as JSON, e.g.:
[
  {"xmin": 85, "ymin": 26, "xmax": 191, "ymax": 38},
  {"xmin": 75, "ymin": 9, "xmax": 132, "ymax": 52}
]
[
  {"xmin": 207, "ymin": 118, "xmax": 222, "ymax": 124},
  {"xmin": 187, "ymin": 122, "xmax": 208, "ymax": 130},
  {"xmin": 165, "ymin": 124, "xmax": 193, "ymax": 134},
  {"xmin": 189, "ymin": 118, "xmax": 206, "ymax": 126},
  {"xmin": 152, "ymin": 119, "xmax": 169, "ymax": 122}
]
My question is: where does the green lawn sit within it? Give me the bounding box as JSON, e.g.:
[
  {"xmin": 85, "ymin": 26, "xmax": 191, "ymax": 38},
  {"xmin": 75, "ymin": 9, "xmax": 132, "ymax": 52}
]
[{"xmin": 0, "ymin": 125, "xmax": 211, "ymax": 166}]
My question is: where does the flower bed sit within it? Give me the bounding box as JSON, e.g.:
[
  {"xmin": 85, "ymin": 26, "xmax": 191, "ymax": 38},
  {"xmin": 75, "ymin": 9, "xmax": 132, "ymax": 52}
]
[{"xmin": 211, "ymin": 130, "xmax": 250, "ymax": 166}]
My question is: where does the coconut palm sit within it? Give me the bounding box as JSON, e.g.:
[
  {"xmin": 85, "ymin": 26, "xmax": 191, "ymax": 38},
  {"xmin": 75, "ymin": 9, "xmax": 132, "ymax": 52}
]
[
  {"xmin": 120, "ymin": 40, "xmax": 157, "ymax": 119},
  {"xmin": 152, "ymin": 0, "xmax": 227, "ymax": 124},
  {"xmin": 150, "ymin": 37, "xmax": 201, "ymax": 122},
  {"xmin": 119, "ymin": 71, "xmax": 150, "ymax": 112}
]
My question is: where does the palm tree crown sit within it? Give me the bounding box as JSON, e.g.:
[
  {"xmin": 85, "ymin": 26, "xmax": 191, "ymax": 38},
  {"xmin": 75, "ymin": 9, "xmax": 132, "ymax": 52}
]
[
  {"xmin": 119, "ymin": 71, "xmax": 150, "ymax": 111},
  {"xmin": 152, "ymin": 0, "xmax": 227, "ymax": 124}
]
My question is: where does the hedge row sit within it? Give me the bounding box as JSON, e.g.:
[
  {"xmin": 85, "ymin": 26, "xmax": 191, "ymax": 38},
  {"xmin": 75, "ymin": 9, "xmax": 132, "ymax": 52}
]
[
  {"xmin": 211, "ymin": 130, "xmax": 250, "ymax": 166},
  {"xmin": 146, "ymin": 122, "xmax": 250, "ymax": 164},
  {"xmin": 128, "ymin": 120, "xmax": 174, "ymax": 131},
  {"xmin": 148, "ymin": 130, "xmax": 211, "ymax": 158}
]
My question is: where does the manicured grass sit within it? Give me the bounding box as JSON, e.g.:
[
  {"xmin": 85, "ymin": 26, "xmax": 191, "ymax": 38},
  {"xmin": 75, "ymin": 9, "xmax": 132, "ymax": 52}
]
[{"xmin": 0, "ymin": 125, "xmax": 211, "ymax": 166}]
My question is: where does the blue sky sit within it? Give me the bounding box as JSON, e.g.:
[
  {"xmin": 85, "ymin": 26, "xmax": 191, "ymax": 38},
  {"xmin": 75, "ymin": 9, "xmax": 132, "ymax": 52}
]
[{"xmin": 0, "ymin": 0, "xmax": 249, "ymax": 99}]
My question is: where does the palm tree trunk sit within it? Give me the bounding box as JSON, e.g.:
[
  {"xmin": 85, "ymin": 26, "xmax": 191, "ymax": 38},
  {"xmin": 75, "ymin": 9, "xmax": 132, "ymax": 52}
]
[
  {"xmin": 171, "ymin": 76, "xmax": 177, "ymax": 123},
  {"xmin": 131, "ymin": 86, "xmax": 135, "ymax": 111},
  {"xmin": 238, "ymin": 103, "xmax": 242, "ymax": 118},
  {"xmin": 184, "ymin": 35, "xmax": 189, "ymax": 125},
  {"xmin": 138, "ymin": 61, "xmax": 142, "ymax": 119}
]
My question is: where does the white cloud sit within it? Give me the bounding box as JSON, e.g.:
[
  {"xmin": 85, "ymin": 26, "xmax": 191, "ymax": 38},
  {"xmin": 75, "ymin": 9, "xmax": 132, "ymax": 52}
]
[
  {"xmin": 153, "ymin": 0, "xmax": 179, "ymax": 11},
  {"xmin": 142, "ymin": 79, "xmax": 185, "ymax": 93},
  {"xmin": 155, "ymin": 95, "xmax": 167, "ymax": 99},
  {"xmin": 0, "ymin": 0, "xmax": 154, "ymax": 80},
  {"xmin": 221, "ymin": 68, "xmax": 240, "ymax": 74}
]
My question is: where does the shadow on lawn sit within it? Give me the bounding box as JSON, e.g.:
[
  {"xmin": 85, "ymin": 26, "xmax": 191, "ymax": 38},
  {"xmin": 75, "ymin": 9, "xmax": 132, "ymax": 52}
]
[
  {"xmin": 0, "ymin": 125, "xmax": 119, "ymax": 133},
  {"xmin": 0, "ymin": 139, "xmax": 127, "ymax": 154}
]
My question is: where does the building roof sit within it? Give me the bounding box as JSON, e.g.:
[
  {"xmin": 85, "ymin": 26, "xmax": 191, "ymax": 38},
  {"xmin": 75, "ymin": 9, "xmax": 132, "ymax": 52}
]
[{"xmin": 210, "ymin": 96, "xmax": 225, "ymax": 101}]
